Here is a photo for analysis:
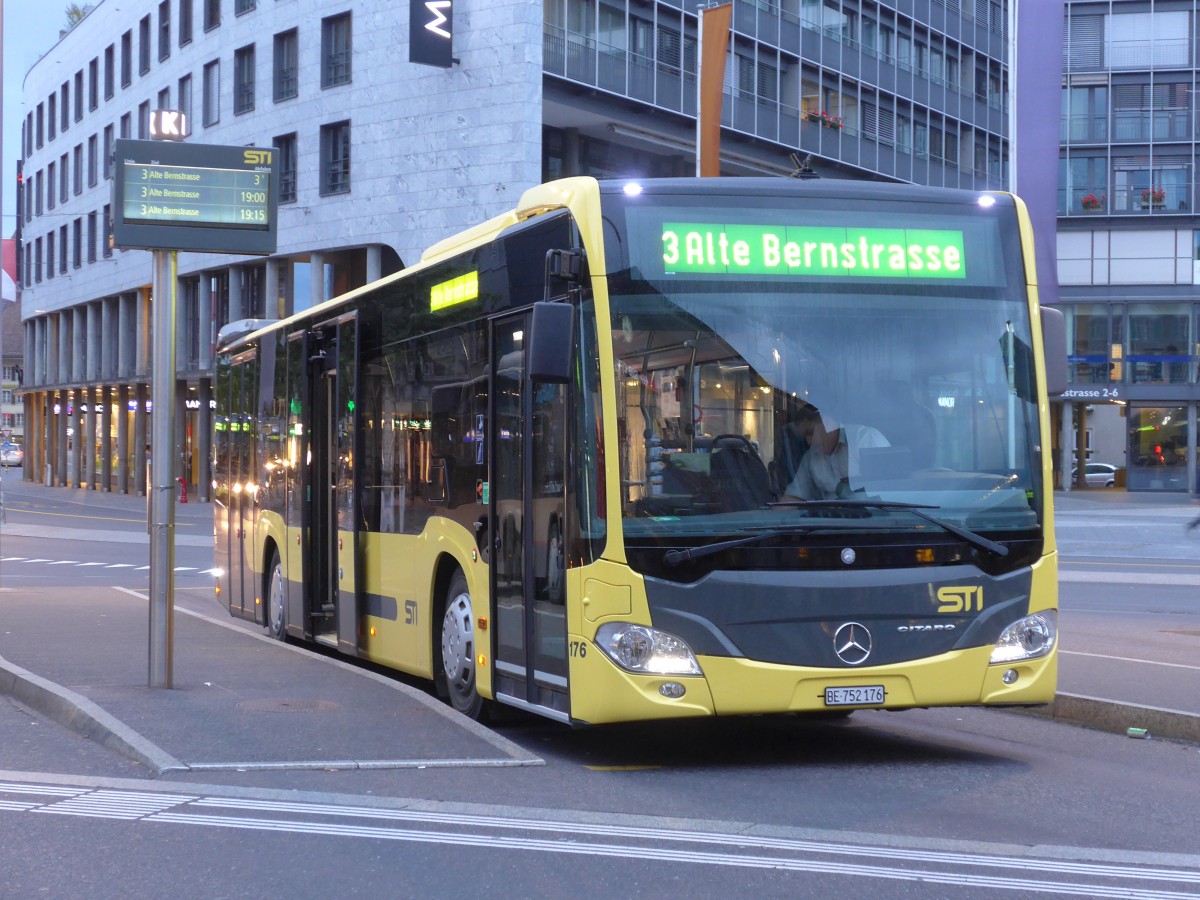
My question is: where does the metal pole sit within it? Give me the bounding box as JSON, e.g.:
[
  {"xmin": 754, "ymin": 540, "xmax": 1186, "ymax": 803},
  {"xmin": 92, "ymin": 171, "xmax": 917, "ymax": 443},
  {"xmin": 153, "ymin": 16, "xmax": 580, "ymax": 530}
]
[{"xmin": 149, "ymin": 250, "xmax": 177, "ymax": 688}]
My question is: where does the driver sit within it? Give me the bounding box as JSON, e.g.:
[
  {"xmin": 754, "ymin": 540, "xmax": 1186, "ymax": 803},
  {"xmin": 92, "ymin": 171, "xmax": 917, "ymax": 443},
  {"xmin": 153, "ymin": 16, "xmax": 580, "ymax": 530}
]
[{"xmin": 783, "ymin": 405, "xmax": 889, "ymax": 500}]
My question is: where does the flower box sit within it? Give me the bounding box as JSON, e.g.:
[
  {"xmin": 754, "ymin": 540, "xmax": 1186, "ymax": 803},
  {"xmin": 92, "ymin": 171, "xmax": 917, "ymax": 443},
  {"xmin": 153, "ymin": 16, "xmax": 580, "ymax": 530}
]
[
  {"xmin": 1141, "ymin": 187, "xmax": 1166, "ymax": 207},
  {"xmin": 805, "ymin": 110, "xmax": 844, "ymax": 130}
]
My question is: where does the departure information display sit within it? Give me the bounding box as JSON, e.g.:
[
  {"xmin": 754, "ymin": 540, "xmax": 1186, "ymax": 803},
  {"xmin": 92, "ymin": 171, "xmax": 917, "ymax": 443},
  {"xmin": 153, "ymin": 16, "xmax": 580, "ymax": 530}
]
[
  {"xmin": 122, "ymin": 162, "xmax": 270, "ymax": 227},
  {"xmin": 111, "ymin": 139, "xmax": 278, "ymax": 255}
]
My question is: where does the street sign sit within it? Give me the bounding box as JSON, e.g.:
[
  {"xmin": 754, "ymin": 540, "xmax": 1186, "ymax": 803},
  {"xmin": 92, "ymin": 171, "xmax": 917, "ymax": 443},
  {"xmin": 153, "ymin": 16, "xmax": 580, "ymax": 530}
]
[
  {"xmin": 111, "ymin": 139, "xmax": 278, "ymax": 255},
  {"xmin": 410, "ymin": 0, "xmax": 454, "ymax": 68}
]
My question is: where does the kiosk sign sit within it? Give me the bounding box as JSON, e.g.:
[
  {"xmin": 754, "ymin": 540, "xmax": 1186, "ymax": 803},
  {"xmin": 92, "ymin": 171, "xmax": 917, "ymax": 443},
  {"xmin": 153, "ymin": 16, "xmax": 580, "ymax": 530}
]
[{"xmin": 111, "ymin": 139, "xmax": 278, "ymax": 255}]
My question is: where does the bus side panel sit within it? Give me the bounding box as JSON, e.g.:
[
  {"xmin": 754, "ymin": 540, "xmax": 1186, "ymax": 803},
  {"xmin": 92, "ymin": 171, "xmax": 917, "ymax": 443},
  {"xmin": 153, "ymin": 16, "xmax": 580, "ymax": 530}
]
[{"xmin": 356, "ymin": 526, "xmax": 482, "ymax": 683}]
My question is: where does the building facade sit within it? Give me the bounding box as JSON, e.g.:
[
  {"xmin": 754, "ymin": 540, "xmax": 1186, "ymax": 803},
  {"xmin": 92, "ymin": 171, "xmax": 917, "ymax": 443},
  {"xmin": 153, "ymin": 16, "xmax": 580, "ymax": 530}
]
[
  {"xmin": 16, "ymin": 0, "xmax": 1018, "ymax": 498},
  {"xmin": 1058, "ymin": 0, "xmax": 1200, "ymax": 492},
  {"xmin": 1, "ymin": 298, "xmax": 22, "ymax": 446}
]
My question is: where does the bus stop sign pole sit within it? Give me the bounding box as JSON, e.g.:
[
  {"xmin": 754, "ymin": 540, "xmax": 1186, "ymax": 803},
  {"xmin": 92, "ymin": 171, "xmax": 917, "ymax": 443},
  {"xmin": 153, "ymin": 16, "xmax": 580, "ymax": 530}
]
[{"xmin": 149, "ymin": 249, "xmax": 177, "ymax": 688}]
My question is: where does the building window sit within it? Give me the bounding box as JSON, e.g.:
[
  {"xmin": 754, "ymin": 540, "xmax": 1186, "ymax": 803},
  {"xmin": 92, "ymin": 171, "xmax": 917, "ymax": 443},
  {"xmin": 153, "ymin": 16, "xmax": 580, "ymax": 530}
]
[
  {"xmin": 103, "ymin": 204, "xmax": 113, "ymax": 258},
  {"xmin": 88, "ymin": 134, "xmax": 98, "ymax": 187},
  {"xmin": 48, "ymin": 94, "xmax": 57, "ymax": 141},
  {"xmin": 1112, "ymin": 156, "xmax": 1189, "ymax": 212},
  {"xmin": 47, "ymin": 162, "xmax": 56, "ymax": 210},
  {"xmin": 1111, "ymin": 83, "xmax": 1188, "ymax": 142},
  {"xmin": 74, "ymin": 70, "xmax": 84, "ymax": 120},
  {"xmin": 60, "ymin": 83, "xmax": 70, "ymax": 132},
  {"xmin": 59, "ymin": 226, "xmax": 68, "ymax": 274},
  {"xmin": 59, "ymin": 153, "xmax": 69, "ymax": 203},
  {"xmin": 121, "ymin": 30, "xmax": 133, "ymax": 87},
  {"xmin": 179, "ymin": 74, "xmax": 193, "ymax": 125},
  {"xmin": 34, "ymin": 238, "xmax": 42, "ymax": 284},
  {"xmin": 320, "ymin": 121, "xmax": 350, "ymax": 194},
  {"xmin": 275, "ymin": 132, "xmax": 297, "ymax": 202},
  {"xmin": 139, "ymin": 15, "xmax": 152, "ymax": 75},
  {"xmin": 1062, "ymin": 84, "xmax": 1108, "ymax": 143},
  {"xmin": 158, "ymin": 87, "xmax": 171, "ymax": 111},
  {"xmin": 139, "ymin": 101, "xmax": 151, "ymax": 138},
  {"xmin": 204, "ymin": 0, "xmax": 220, "ymax": 31},
  {"xmin": 46, "ymin": 232, "xmax": 55, "ymax": 279},
  {"xmin": 1108, "ymin": 11, "xmax": 1189, "ymax": 69},
  {"xmin": 235, "ymin": 0, "xmax": 255, "ymax": 14},
  {"xmin": 104, "ymin": 126, "xmax": 114, "ymax": 179},
  {"xmin": 87, "ymin": 213, "xmax": 98, "ymax": 264},
  {"xmin": 120, "ymin": 113, "xmax": 131, "ymax": 139},
  {"xmin": 36, "ymin": 103, "xmax": 43, "ymax": 149},
  {"xmin": 203, "ymin": 60, "xmax": 220, "ymax": 126},
  {"xmin": 34, "ymin": 171, "xmax": 43, "ymax": 216},
  {"xmin": 322, "ymin": 13, "xmax": 352, "ymax": 88},
  {"xmin": 180, "ymin": 0, "xmax": 193, "ymax": 45},
  {"xmin": 159, "ymin": 1, "xmax": 171, "ymax": 60},
  {"xmin": 103, "ymin": 47, "xmax": 114, "ymax": 99},
  {"xmin": 274, "ymin": 29, "xmax": 298, "ymax": 102},
  {"xmin": 73, "ymin": 145, "xmax": 83, "ymax": 195},
  {"xmin": 73, "ymin": 219, "xmax": 83, "ymax": 269},
  {"xmin": 234, "ymin": 45, "xmax": 255, "ymax": 114}
]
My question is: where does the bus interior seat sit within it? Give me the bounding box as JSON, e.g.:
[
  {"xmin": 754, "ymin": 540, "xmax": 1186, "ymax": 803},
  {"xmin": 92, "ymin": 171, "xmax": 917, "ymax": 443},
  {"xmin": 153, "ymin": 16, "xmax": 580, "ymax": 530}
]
[{"xmin": 709, "ymin": 435, "xmax": 775, "ymax": 510}]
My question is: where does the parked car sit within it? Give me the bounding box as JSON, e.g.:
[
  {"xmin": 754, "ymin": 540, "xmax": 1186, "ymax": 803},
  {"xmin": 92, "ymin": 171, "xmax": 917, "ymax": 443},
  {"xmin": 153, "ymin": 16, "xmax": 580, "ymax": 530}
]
[
  {"xmin": 1072, "ymin": 462, "xmax": 1121, "ymax": 487},
  {"xmin": 0, "ymin": 442, "xmax": 24, "ymax": 467}
]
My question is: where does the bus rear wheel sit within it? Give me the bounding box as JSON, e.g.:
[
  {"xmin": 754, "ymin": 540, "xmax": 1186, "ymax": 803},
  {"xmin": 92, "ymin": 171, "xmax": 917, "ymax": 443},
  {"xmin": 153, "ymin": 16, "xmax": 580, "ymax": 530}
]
[
  {"xmin": 266, "ymin": 550, "xmax": 286, "ymax": 641},
  {"xmin": 439, "ymin": 572, "xmax": 484, "ymax": 719}
]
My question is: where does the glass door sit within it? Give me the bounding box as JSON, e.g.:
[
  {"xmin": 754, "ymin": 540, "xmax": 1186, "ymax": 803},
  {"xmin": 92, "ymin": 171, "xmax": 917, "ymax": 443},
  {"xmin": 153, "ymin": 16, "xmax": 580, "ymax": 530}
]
[{"xmin": 491, "ymin": 313, "xmax": 569, "ymax": 716}]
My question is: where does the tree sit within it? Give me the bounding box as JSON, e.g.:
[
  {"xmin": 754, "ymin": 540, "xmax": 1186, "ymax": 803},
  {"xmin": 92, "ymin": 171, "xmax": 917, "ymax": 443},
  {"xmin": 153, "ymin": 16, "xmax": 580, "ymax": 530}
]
[{"xmin": 63, "ymin": 3, "xmax": 91, "ymax": 33}]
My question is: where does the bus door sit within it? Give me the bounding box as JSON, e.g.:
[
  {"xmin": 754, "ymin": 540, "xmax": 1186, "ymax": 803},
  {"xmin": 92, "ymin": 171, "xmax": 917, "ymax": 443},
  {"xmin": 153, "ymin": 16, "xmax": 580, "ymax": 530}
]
[
  {"xmin": 300, "ymin": 312, "xmax": 361, "ymax": 654},
  {"xmin": 218, "ymin": 349, "xmax": 258, "ymax": 622},
  {"xmin": 491, "ymin": 312, "xmax": 569, "ymax": 718}
]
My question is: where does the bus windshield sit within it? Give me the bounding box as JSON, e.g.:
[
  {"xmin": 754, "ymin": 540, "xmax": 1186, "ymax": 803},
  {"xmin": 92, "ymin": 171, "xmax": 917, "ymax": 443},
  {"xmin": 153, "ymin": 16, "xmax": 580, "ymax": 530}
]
[{"xmin": 601, "ymin": 184, "xmax": 1042, "ymax": 547}]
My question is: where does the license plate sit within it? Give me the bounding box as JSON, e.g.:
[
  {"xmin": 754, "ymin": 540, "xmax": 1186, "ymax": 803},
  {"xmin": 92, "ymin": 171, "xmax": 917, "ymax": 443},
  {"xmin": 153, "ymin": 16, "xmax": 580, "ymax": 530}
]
[{"xmin": 824, "ymin": 685, "xmax": 885, "ymax": 707}]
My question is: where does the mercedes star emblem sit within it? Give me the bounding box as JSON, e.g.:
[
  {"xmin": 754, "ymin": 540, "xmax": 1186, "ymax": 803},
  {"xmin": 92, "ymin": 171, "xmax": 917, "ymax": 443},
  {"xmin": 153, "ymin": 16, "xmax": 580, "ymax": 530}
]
[{"xmin": 833, "ymin": 621, "xmax": 873, "ymax": 665}]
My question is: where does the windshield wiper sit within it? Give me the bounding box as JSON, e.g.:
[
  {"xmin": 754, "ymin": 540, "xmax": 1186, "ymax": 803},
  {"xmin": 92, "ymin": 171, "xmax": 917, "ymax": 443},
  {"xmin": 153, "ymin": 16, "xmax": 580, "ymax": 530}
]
[
  {"xmin": 768, "ymin": 499, "xmax": 1008, "ymax": 558},
  {"xmin": 663, "ymin": 525, "xmax": 826, "ymax": 567}
]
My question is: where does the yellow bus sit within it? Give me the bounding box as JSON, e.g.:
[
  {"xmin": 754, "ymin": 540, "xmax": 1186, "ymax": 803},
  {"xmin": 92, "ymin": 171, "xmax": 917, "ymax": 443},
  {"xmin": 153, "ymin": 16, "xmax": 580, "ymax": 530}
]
[{"xmin": 214, "ymin": 176, "xmax": 1064, "ymax": 724}]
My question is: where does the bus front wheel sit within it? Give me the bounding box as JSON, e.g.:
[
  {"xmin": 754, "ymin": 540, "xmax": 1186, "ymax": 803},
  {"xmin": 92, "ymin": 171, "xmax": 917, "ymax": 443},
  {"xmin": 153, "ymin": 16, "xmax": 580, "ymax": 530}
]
[{"xmin": 439, "ymin": 571, "xmax": 484, "ymax": 719}]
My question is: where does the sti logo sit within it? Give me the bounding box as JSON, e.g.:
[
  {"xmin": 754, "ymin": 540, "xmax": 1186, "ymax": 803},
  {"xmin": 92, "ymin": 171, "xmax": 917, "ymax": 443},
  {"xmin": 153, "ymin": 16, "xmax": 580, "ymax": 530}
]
[
  {"xmin": 937, "ymin": 586, "xmax": 983, "ymax": 614},
  {"xmin": 244, "ymin": 150, "xmax": 272, "ymax": 166}
]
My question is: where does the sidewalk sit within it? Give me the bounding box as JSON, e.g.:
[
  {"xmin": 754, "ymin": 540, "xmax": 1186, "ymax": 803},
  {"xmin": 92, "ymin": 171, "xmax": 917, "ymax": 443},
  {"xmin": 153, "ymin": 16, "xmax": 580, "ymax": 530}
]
[{"xmin": 1, "ymin": 475, "xmax": 1198, "ymax": 779}]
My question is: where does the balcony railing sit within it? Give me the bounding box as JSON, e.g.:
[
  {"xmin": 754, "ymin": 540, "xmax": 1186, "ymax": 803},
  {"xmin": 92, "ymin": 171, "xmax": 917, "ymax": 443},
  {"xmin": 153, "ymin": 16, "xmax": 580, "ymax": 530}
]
[{"xmin": 1061, "ymin": 183, "xmax": 1193, "ymax": 216}]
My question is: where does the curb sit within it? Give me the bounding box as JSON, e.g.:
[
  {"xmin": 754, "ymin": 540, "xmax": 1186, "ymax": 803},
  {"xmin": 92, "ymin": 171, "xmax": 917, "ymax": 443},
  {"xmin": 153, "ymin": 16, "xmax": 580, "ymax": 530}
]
[
  {"xmin": 0, "ymin": 652, "xmax": 187, "ymax": 775},
  {"xmin": 1011, "ymin": 693, "xmax": 1200, "ymax": 745}
]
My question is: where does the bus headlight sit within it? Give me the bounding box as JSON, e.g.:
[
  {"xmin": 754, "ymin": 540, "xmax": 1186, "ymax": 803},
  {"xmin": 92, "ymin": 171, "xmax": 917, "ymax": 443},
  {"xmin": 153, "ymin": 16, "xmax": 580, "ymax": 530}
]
[
  {"xmin": 595, "ymin": 623, "xmax": 702, "ymax": 676},
  {"xmin": 990, "ymin": 610, "xmax": 1057, "ymax": 664}
]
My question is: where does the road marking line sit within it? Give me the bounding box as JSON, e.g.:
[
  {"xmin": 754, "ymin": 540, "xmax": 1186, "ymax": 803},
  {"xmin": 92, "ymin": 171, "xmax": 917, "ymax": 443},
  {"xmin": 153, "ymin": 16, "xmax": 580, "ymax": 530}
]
[
  {"xmin": 1060, "ymin": 571, "xmax": 1200, "ymax": 586},
  {"xmin": 47, "ymin": 561, "xmax": 80, "ymax": 565},
  {"xmin": 105, "ymin": 564, "xmax": 135, "ymax": 568},
  {"xmin": 1061, "ymin": 650, "xmax": 1200, "ymax": 672},
  {"xmin": 0, "ymin": 557, "xmax": 27, "ymax": 561}
]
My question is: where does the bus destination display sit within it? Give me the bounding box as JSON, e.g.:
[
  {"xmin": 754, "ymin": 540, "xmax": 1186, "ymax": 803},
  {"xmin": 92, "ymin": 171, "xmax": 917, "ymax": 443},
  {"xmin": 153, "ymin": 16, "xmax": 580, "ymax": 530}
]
[
  {"xmin": 122, "ymin": 162, "xmax": 270, "ymax": 228},
  {"xmin": 111, "ymin": 138, "xmax": 278, "ymax": 255}
]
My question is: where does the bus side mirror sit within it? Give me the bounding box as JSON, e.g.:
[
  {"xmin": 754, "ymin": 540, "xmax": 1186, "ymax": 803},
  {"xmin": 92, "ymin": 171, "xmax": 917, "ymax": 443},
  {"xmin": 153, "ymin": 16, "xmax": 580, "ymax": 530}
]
[
  {"xmin": 529, "ymin": 301, "xmax": 573, "ymax": 384},
  {"xmin": 1040, "ymin": 307, "xmax": 1067, "ymax": 397}
]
